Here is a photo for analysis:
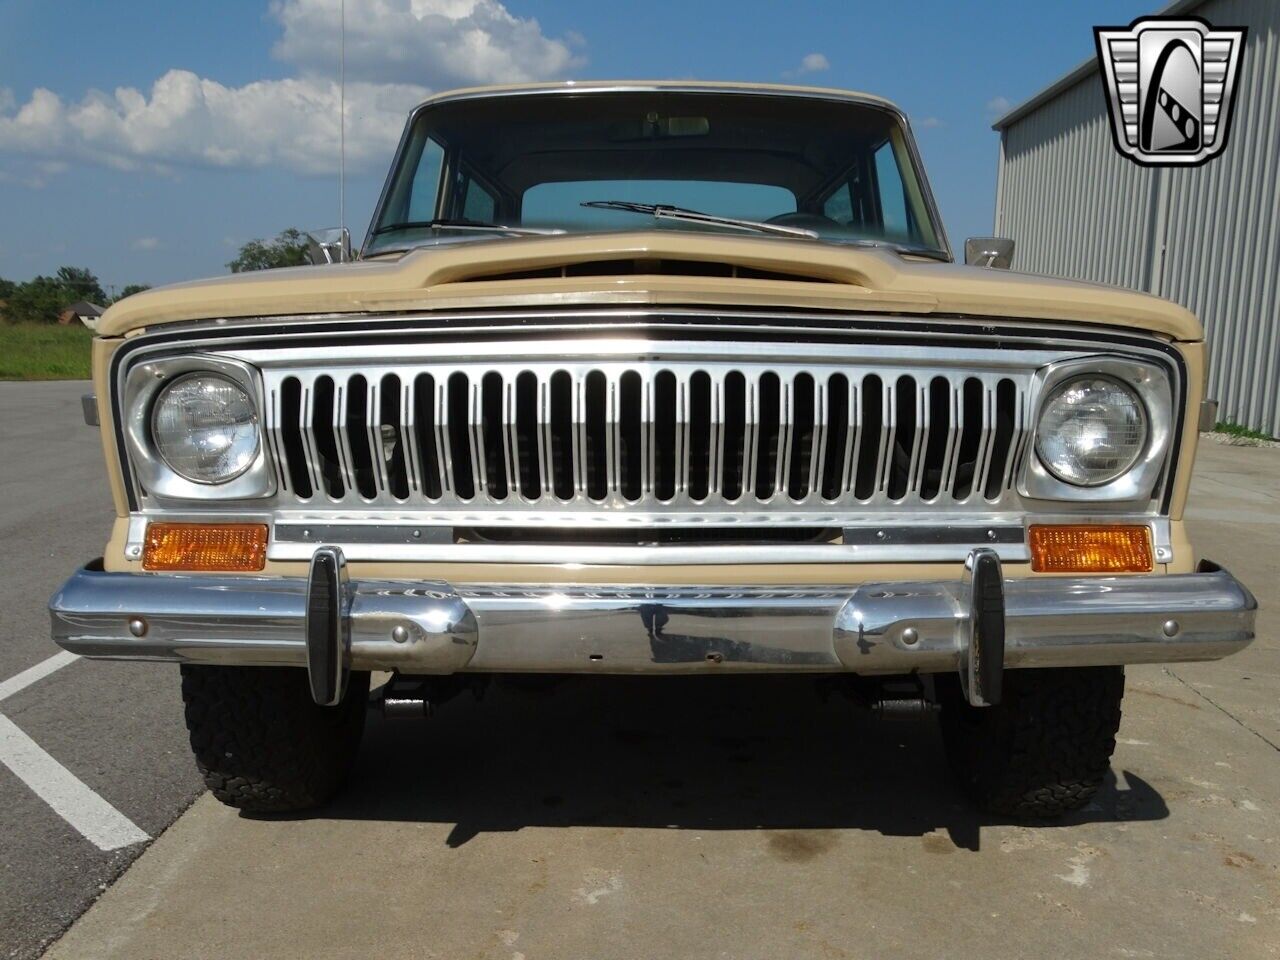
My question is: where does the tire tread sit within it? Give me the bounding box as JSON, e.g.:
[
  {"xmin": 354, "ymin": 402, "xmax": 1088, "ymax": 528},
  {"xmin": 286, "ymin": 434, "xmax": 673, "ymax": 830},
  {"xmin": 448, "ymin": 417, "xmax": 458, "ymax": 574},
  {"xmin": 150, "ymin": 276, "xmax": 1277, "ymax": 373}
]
[{"xmin": 180, "ymin": 665, "xmax": 368, "ymax": 812}]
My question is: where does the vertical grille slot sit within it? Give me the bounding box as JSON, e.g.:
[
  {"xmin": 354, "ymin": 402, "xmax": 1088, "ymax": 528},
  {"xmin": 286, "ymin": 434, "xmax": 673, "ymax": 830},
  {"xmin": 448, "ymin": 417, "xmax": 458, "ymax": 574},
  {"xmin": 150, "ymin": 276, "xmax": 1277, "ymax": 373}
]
[
  {"xmin": 412, "ymin": 373, "xmax": 443, "ymax": 499},
  {"xmin": 821, "ymin": 374, "xmax": 850, "ymax": 500},
  {"xmin": 480, "ymin": 372, "xmax": 508, "ymax": 500},
  {"xmin": 952, "ymin": 377, "xmax": 985, "ymax": 501},
  {"xmin": 583, "ymin": 371, "xmax": 608, "ymax": 501},
  {"xmin": 787, "ymin": 373, "xmax": 817, "ymax": 500},
  {"xmin": 984, "ymin": 378, "xmax": 1019, "ymax": 500},
  {"xmin": 854, "ymin": 375, "xmax": 883, "ymax": 500},
  {"xmin": 654, "ymin": 370, "xmax": 678, "ymax": 501},
  {"xmin": 918, "ymin": 376, "xmax": 951, "ymax": 501},
  {"xmin": 619, "ymin": 371, "xmax": 643, "ymax": 501},
  {"xmin": 687, "ymin": 371, "xmax": 712, "ymax": 501},
  {"xmin": 446, "ymin": 372, "xmax": 475, "ymax": 500},
  {"xmin": 279, "ymin": 376, "xmax": 312, "ymax": 498},
  {"xmin": 513, "ymin": 371, "xmax": 540, "ymax": 499},
  {"xmin": 345, "ymin": 375, "xmax": 377, "ymax": 500},
  {"xmin": 312, "ymin": 375, "xmax": 345, "ymax": 499},
  {"xmin": 380, "ymin": 374, "xmax": 410, "ymax": 500},
  {"xmin": 754, "ymin": 372, "xmax": 781, "ymax": 499},
  {"xmin": 887, "ymin": 376, "xmax": 917, "ymax": 501},
  {"xmin": 721, "ymin": 371, "xmax": 747, "ymax": 500},
  {"xmin": 549, "ymin": 370, "xmax": 574, "ymax": 500}
]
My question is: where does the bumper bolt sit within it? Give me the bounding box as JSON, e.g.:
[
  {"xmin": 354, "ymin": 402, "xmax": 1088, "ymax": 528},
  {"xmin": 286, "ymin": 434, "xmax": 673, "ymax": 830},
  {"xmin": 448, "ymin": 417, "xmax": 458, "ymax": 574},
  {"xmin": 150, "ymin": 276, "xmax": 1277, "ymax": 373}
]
[
  {"xmin": 391, "ymin": 625, "xmax": 410, "ymax": 644},
  {"xmin": 128, "ymin": 617, "xmax": 148, "ymax": 637},
  {"xmin": 1162, "ymin": 619, "xmax": 1180, "ymax": 638},
  {"xmin": 901, "ymin": 627, "xmax": 919, "ymax": 646}
]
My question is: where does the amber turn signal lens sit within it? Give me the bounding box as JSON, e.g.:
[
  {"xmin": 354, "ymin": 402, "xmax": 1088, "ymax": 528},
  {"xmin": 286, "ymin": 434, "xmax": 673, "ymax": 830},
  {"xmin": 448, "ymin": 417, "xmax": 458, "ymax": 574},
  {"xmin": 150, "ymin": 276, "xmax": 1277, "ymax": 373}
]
[
  {"xmin": 142, "ymin": 522, "xmax": 268, "ymax": 572},
  {"xmin": 1029, "ymin": 524, "xmax": 1153, "ymax": 573}
]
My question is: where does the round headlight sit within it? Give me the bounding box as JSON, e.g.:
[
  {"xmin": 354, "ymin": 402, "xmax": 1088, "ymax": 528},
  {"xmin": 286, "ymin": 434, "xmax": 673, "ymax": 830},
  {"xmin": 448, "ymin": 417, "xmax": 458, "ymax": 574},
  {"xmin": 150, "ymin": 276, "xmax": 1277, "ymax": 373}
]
[
  {"xmin": 1035, "ymin": 375, "xmax": 1147, "ymax": 486},
  {"xmin": 151, "ymin": 373, "xmax": 259, "ymax": 484}
]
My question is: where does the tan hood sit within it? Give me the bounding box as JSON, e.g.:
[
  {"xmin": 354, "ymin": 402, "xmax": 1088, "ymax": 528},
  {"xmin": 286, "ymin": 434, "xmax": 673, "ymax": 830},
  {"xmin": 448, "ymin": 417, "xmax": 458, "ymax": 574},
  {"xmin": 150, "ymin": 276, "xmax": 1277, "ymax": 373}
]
[{"xmin": 99, "ymin": 231, "xmax": 1200, "ymax": 341}]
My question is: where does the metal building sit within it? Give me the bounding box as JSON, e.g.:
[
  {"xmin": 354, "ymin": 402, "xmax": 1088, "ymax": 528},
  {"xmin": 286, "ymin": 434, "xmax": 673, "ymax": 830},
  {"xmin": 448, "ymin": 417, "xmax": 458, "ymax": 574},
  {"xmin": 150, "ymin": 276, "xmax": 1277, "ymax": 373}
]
[{"xmin": 992, "ymin": 0, "xmax": 1280, "ymax": 435}]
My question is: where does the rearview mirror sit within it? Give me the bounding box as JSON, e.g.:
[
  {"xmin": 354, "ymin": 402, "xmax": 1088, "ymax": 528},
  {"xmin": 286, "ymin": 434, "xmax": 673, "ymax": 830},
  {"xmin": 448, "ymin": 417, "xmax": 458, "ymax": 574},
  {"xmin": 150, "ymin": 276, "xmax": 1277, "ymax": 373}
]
[
  {"xmin": 964, "ymin": 237, "xmax": 1015, "ymax": 269},
  {"xmin": 305, "ymin": 227, "xmax": 352, "ymax": 265}
]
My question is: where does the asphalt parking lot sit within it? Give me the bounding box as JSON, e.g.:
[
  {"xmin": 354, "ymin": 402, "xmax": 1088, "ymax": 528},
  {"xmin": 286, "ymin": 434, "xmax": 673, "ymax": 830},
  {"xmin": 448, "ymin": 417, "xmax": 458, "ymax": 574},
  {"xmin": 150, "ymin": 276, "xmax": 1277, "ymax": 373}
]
[{"xmin": 2, "ymin": 380, "xmax": 1276, "ymax": 960}]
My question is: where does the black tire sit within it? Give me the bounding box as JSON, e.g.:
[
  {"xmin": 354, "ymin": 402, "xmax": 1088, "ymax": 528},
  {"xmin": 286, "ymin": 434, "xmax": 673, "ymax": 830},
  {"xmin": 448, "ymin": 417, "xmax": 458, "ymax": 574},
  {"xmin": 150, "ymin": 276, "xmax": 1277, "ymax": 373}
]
[
  {"xmin": 939, "ymin": 666, "xmax": 1123, "ymax": 818},
  {"xmin": 180, "ymin": 664, "xmax": 370, "ymax": 813}
]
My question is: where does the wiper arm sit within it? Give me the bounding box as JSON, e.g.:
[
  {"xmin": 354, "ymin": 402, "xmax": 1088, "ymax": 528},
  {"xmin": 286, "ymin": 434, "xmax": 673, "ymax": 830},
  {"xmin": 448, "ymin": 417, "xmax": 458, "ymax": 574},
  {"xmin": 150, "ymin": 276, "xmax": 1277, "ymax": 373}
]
[
  {"xmin": 580, "ymin": 201, "xmax": 818, "ymax": 240},
  {"xmin": 372, "ymin": 219, "xmax": 564, "ymax": 237}
]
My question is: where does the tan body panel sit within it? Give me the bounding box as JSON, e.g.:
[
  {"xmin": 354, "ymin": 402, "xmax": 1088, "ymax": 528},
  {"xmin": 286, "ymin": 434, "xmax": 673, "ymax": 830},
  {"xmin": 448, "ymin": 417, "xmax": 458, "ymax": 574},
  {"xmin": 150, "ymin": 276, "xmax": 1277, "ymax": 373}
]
[{"xmin": 97, "ymin": 231, "xmax": 1201, "ymax": 342}]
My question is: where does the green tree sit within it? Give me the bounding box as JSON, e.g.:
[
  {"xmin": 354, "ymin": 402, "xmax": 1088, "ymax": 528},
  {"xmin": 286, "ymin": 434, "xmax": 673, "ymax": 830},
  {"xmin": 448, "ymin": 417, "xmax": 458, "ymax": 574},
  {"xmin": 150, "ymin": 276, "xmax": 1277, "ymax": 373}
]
[
  {"xmin": 55, "ymin": 266, "xmax": 107, "ymax": 304},
  {"xmin": 5, "ymin": 275, "xmax": 70, "ymax": 324},
  {"xmin": 0, "ymin": 277, "xmax": 14, "ymax": 323},
  {"xmin": 227, "ymin": 228, "xmax": 310, "ymax": 273},
  {"xmin": 115, "ymin": 284, "xmax": 152, "ymax": 301},
  {"xmin": 1, "ymin": 266, "xmax": 107, "ymax": 323}
]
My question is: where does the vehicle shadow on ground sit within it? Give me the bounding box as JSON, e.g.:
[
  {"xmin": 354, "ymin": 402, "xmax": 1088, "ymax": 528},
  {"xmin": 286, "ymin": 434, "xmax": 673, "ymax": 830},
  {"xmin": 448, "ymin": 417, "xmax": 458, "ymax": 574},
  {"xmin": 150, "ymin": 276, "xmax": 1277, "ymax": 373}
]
[{"xmin": 297, "ymin": 676, "xmax": 1168, "ymax": 851}]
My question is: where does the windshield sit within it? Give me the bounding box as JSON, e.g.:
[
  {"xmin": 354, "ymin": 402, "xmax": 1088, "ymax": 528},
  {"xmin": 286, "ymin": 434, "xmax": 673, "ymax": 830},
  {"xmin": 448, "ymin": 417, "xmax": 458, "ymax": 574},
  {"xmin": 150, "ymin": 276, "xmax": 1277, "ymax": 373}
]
[{"xmin": 366, "ymin": 91, "xmax": 947, "ymax": 257}]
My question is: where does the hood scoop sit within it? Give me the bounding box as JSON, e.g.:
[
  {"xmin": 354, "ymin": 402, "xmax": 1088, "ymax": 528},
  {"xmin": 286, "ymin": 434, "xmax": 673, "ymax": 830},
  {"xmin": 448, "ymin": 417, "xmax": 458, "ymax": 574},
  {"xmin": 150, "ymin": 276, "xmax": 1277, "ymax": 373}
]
[{"xmin": 455, "ymin": 257, "xmax": 841, "ymax": 285}]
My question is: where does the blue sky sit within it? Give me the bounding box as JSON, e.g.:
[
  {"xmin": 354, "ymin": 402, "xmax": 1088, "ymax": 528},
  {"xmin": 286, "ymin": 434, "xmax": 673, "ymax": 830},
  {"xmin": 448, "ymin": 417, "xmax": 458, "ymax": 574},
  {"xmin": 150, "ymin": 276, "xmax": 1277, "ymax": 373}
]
[{"xmin": 0, "ymin": 0, "xmax": 1161, "ymax": 294}]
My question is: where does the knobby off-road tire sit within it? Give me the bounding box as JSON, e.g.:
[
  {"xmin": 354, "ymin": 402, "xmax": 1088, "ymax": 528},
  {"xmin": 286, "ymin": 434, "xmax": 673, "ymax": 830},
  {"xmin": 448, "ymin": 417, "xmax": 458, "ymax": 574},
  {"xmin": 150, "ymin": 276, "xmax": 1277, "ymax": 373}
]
[
  {"xmin": 180, "ymin": 665, "xmax": 370, "ymax": 812},
  {"xmin": 939, "ymin": 666, "xmax": 1124, "ymax": 818}
]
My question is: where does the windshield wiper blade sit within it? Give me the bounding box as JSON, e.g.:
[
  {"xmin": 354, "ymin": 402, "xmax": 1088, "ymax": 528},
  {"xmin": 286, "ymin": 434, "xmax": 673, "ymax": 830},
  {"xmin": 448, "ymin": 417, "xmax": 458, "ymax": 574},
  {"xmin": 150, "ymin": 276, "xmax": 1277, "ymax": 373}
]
[
  {"xmin": 580, "ymin": 201, "xmax": 818, "ymax": 240},
  {"xmin": 893, "ymin": 244, "xmax": 950, "ymax": 262},
  {"xmin": 372, "ymin": 219, "xmax": 564, "ymax": 237}
]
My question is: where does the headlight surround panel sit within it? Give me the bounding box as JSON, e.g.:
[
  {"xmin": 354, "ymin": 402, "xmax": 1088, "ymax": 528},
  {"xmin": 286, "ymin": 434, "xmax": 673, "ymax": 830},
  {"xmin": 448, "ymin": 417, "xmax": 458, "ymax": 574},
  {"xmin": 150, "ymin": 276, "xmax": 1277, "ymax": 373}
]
[
  {"xmin": 123, "ymin": 354, "xmax": 275, "ymax": 502},
  {"xmin": 1021, "ymin": 356, "xmax": 1173, "ymax": 504}
]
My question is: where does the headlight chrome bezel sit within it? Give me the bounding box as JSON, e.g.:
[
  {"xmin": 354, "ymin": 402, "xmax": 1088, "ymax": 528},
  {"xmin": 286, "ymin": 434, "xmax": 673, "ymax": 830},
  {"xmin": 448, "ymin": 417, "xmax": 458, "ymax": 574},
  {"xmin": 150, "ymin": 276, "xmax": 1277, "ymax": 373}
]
[
  {"xmin": 123, "ymin": 355, "xmax": 275, "ymax": 502},
  {"xmin": 1021, "ymin": 357, "xmax": 1174, "ymax": 504}
]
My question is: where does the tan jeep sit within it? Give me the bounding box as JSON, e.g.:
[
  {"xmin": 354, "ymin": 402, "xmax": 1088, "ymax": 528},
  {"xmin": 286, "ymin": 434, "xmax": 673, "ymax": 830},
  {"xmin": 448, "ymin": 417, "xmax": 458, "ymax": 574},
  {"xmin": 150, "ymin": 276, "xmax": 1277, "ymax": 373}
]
[{"xmin": 50, "ymin": 82, "xmax": 1256, "ymax": 817}]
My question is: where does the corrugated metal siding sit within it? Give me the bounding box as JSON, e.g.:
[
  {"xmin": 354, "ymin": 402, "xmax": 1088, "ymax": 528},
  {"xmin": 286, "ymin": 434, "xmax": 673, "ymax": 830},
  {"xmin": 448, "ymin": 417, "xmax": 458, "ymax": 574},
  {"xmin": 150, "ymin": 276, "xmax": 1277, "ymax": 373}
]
[
  {"xmin": 996, "ymin": 0, "xmax": 1280, "ymax": 435},
  {"xmin": 998, "ymin": 73, "xmax": 1158, "ymax": 291},
  {"xmin": 1159, "ymin": 0, "xmax": 1280, "ymax": 435}
]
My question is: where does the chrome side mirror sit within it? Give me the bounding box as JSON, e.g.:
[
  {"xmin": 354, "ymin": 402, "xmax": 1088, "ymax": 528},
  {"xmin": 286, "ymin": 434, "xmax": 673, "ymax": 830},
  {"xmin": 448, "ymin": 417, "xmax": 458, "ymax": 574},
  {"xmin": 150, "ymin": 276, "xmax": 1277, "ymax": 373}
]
[
  {"xmin": 305, "ymin": 227, "xmax": 352, "ymax": 265},
  {"xmin": 964, "ymin": 237, "xmax": 1015, "ymax": 270}
]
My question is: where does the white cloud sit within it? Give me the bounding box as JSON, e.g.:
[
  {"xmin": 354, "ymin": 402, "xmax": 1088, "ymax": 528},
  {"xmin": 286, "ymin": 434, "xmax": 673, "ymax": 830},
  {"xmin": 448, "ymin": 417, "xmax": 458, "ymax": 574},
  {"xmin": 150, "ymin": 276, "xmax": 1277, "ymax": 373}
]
[
  {"xmin": 916, "ymin": 116, "xmax": 943, "ymax": 129},
  {"xmin": 796, "ymin": 52, "xmax": 830, "ymax": 74},
  {"xmin": 0, "ymin": 0, "xmax": 582, "ymax": 178},
  {"xmin": 132, "ymin": 236, "xmax": 161, "ymax": 251},
  {"xmin": 985, "ymin": 95, "xmax": 1013, "ymax": 115},
  {"xmin": 271, "ymin": 0, "xmax": 581, "ymax": 87},
  {"xmin": 0, "ymin": 72, "xmax": 425, "ymax": 175}
]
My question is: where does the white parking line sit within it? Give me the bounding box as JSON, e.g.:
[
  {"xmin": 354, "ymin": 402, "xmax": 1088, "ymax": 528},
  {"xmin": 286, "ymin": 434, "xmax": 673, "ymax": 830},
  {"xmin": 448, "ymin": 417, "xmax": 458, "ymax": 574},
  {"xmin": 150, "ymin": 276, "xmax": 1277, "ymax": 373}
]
[
  {"xmin": 0, "ymin": 715, "xmax": 149, "ymax": 851},
  {"xmin": 0, "ymin": 650, "xmax": 79, "ymax": 704}
]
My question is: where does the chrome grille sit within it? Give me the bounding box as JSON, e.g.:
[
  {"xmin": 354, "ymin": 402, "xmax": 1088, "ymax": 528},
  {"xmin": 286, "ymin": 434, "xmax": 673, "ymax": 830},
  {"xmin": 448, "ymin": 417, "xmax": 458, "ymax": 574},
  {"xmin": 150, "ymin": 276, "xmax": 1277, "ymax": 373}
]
[{"xmin": 261, "ymin": 360, "xmax": 1033, "ymax": 516}]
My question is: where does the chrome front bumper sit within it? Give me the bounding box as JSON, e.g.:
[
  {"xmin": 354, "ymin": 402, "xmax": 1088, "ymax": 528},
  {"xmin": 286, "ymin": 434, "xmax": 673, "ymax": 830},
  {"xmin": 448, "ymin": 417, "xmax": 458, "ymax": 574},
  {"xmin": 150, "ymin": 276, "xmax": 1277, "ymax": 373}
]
[{"xmin": 50, "ymin": 554, "xmax": 1255, "ymax": 683}]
